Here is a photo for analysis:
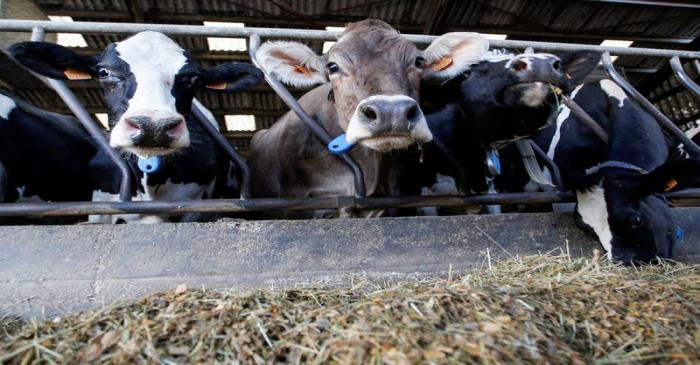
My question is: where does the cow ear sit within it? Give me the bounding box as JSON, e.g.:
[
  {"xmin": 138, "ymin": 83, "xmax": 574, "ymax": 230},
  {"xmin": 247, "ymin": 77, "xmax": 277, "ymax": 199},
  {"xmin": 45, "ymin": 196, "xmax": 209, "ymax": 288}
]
[
  {"xmin": 571, "ymin": 171, "xmax": 603, "ymax": 193},
  {"xmin": 9, "ymin": 41, "xmax": 96, "ymax": 80},
  {"xmin": 202, "ymin": 62, "xmax": 264, "ymax": 93},
  {"xmin": 559, "ymin": 50, "xmax": 601, "ymax": 85},
  {"xmin": 634, "ymin": 159, "xmax": 700, "ymax": 197},
  {"xmin": 255, "ymin": 41, "xmax": 326, "ymax": 89},
  {"xmin": 421, "ymin": 32, "xmax": 489, "ymax": 82}
]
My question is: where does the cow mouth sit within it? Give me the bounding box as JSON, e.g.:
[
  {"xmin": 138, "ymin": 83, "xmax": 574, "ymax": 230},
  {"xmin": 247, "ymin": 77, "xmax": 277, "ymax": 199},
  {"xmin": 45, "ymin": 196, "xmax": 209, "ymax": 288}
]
[
  {"xmin": 499, "ymin": 82, "xmax": 553, "ymax": 107},
  {"xmin": 128, "ymin": 146, "xmax": 177, "ymax": 158},
  {"xmin": 358, "ymin": 134, "xmax": 414, "ymax": 152}
]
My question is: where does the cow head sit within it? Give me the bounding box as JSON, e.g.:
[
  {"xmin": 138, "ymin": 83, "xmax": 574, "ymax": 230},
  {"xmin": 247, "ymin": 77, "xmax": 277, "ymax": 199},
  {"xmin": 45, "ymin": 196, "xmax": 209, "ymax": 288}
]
[
  {"xmin": 10, "ymin": 31, "xmax": 263, "ymax": 157},
  {"xmin": 256, "ymin": 19, "xmax": 488, "ymax": 152},
  {"xmin": 424, "ymin": 50, "xmax": 600, "ymax": 145},
  {"xmin": 574, "ymin": 159, "xmax": 700, "ymax": 264}
]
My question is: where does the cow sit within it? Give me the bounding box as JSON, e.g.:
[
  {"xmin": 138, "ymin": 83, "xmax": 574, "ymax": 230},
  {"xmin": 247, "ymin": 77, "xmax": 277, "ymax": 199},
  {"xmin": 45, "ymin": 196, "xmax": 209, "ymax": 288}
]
[
  {"xmin": 500, "ymin": 80, "xmax": 700, "ymax": 264},
  {"xmin": 247, "ymin": 19, "xmax": 490, "ymax": 218},
  {"xmin": 412, "ymin": 50, "xmax": 602, "ymax": 202},
  {"xmin": 0, "ymin": 91, "xmax": 97, "ymax": 222},
  {"xmin": 11, "ymin": 31, "xmax": 264, "ymax": 223}
]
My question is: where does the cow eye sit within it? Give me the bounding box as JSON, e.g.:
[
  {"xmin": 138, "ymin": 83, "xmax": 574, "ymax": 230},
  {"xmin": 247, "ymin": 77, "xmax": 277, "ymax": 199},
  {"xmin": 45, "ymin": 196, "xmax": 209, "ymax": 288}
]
[
  {"xmin": 97, "ymin": 68, "xmax": 111, "ymax": 79},
  {"xmin": 326, "ymin": 62, "xmax": 340, "ymax": 74},
  {"xmin": 415, "ymin": 56, "xmax": 426, "ymax": 68},
  {"xmin": 628, "ymin": 215, "xmax": 642, "ymax": 229}
]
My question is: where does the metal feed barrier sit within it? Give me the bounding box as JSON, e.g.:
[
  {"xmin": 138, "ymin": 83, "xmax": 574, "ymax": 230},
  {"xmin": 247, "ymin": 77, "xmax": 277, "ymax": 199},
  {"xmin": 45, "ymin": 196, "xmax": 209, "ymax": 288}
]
[{"xmin": 1, "ymin": 19, "xmax": 700, "ymax": 218}]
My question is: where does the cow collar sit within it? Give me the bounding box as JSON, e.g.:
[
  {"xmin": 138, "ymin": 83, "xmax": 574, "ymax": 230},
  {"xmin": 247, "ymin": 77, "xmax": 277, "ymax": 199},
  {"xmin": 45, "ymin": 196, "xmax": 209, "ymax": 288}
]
[{"xmin": 586, "ymin": 160, "xmax": 649, "ymax": 175}]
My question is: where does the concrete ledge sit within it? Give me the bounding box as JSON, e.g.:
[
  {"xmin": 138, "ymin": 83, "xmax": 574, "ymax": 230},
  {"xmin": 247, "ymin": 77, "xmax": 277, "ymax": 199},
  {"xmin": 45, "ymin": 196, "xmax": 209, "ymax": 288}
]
[{"xmin": 1, "ymin": 208, "xmax": 699, "ymax": 319}]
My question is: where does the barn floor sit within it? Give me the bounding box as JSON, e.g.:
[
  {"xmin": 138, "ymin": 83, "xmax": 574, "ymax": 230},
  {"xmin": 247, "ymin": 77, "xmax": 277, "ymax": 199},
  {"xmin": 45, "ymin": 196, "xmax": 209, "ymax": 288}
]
[
  {"xmin": 1, "ymin": 209, "xmax": 699, "ymax": 322},
  {"xmin": 1, "ymin": 254, "xmax": 698, "ymax": 364}
]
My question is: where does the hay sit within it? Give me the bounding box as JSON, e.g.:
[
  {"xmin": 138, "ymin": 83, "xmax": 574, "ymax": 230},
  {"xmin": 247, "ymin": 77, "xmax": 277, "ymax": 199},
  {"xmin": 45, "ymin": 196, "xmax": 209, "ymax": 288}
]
[{"xmin": 1, "ymin": 253, "xmax": 698, "ymax": 364}]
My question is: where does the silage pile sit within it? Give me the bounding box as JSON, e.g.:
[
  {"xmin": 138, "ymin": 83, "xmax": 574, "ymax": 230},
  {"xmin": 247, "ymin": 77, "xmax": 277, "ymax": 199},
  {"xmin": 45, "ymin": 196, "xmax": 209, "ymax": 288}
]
[{"xmin": 1, "ymin": 254, "xmax": 698, "ymax": 364}]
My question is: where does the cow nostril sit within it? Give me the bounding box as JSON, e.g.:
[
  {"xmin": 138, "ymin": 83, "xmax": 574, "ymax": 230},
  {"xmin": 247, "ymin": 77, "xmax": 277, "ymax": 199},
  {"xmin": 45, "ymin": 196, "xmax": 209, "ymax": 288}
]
[
  {"xmin": 406, "ymin": 104, "xmax": 418, "ymax": 122},
  {"xmin": 552, "ymin": 60, "xmax": 561, "ymax": 71},
  {"xmin": 125, "ymin": 119, "xmax": 141, "ymax": 131},
  {"xmin": 361, "ymin": 106, "xmax": 377, "ymax": 121},
  {"xmin": 512, "ymin": 59, "xmax": 528, "ymax": 72}
]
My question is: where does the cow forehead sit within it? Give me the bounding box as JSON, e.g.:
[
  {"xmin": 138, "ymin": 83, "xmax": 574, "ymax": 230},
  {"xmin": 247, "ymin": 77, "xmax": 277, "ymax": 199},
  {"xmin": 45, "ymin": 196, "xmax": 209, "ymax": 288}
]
[
  {"xmin": 114, "ymin": 31, "xmax": 188, "ymax": 78},
  {"xmin": 331, "ymin": 29, "xmax": 416, "ymax": 64}
]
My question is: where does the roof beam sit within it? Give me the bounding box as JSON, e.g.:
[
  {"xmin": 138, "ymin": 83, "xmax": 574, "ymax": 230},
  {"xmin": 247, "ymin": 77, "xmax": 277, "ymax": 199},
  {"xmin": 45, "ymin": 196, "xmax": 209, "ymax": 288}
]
[{"xmin": 581, "ymin": 0, "xmax": 700, "ymax": 9}]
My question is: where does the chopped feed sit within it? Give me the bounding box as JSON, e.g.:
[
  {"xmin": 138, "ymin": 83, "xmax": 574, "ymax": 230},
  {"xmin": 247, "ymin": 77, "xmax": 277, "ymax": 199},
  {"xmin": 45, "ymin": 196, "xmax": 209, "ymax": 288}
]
[{"xmin": 1, "ymin": 253, "xmax": 698, "ymax": 364}]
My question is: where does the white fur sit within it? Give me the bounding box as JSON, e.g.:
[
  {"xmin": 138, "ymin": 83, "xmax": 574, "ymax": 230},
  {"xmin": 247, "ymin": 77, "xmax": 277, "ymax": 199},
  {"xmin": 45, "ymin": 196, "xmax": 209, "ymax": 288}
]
[
  {"xmin": 255, "ymin": 41, "xmax": 327, "ymax": 88},
  {"xmin": 422, "ymin": 32, "xmax": 489, "ymax": 81},
  {"xmin": 0, "ymin": 93, "xmax": 16, "ymax": 120},
  {"xmin": 90, "ymin": 177, "xmax": 214, "ymax": 224},
  {"xmin": 576, "ymin": 185, "xmax": 614, "ymax": 260},
  {"xmin": 345, "ymin": 95, "xmax": 432, "ymax": 151},
  {"xmin": 546, "ymin": 84, "xmax": 584, "ymax": 159},
  {"xmin": 599, "ymin": 79, "xmax": 627, "ymax": 108},
  {"xmin": 519, "ymin": 82, "xmax": 548, "ymax": 107},
  {"xmin": 111, "ymin": 31, "xmax": 189, "ymax": 151}
]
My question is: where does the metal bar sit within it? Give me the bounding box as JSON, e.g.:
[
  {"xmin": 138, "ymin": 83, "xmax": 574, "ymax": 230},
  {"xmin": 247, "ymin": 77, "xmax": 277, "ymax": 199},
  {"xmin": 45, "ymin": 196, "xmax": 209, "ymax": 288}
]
[
  {"xmin": 601, "ymin": 52, "xmax": 700, "ymax": 157},
  {"xmin": 248, "ymin": 34, "xmax": 366, "ymax": 197},
  {"xmin": 191, "ymin": 100, "xmax": 252, "ymax": 199},
  {"xmin": 561, "ymin": 96, "xmax": 610, "ymax": 144},
  {"xmin": 670, "ymin": 56, "xmax": 700, "ymax": 98},
  {"xmin": 29, "ymin": 27, "xmax": 133, "ymax": 202},
  {"xmin": 582, "ymin": 0, "xmax": 700, "ymax": 9},
  {"xmin": 1, "ymin": 189, "xmax": 700, "ymax": 218},
  {"xmin": 0, "ymin": 20, "xmax": 699, "ymax": 58},
  {"xmin": 529, "ymin": 140, "xmax": 563, "ymax": 188}
]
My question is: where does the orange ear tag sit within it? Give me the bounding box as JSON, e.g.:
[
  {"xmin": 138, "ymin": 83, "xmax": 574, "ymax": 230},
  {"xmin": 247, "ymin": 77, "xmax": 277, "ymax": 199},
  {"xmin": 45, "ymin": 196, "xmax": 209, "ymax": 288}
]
[
  {"xmin": 431, "ymin": 57, "xmax": 453, "ymax": 71},
  {"xmin": 63, "ymin": 68, "xmax": 92, "ymax": 80},
  {"xmin": 664, "ymin": 178, "xmax": 678, "ymax": 192},
  {"xmin": 205, "ymin": 82, "xmax": 227, "ymax": 90}
]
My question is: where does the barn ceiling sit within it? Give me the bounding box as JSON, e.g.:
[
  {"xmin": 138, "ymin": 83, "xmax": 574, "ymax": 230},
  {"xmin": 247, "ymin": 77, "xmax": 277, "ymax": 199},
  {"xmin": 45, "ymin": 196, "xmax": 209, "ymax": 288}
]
[{"xmin": 2, "ymin": 0, "xmax": 699, "ymax": 152}]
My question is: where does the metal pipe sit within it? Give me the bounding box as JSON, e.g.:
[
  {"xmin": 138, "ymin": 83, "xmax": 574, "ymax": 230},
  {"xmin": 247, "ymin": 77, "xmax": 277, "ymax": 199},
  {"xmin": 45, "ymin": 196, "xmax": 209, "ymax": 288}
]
[
  {"xmin": 529, "ymin": 140, "xmax": 563, "ymax": 188},
  {"xmin": 248, "ymin": 34, "xmax": 366, "ymax": 197},
  {"xmin": 601, "ymin": 52, "xmax": 700, "ymax": 157},
  {"xmin": 670, "ymin": 56, "xmax": 700, "ymax": 98},
  {"xmin": 191, "ymin": 101, "xmax": 251, "ymax": 199},
  {"xmin": 1, "ymin": 189, "xmax": 699, "ymax": 218},
  {"xmin": 29, "ymin": 27, "xmax": 132, "ymax": 202},
  {"xmin": 561, "ymin": 96, "xmax": 610, "ymax": 144},
  {"xmin": 0, "ymin": 20, "xmax": 698, "ymax": 58}
]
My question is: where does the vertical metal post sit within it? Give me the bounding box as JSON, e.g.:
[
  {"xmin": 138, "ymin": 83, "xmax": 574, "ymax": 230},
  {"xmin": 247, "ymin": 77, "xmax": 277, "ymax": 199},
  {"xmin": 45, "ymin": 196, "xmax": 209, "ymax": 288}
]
[
  {"xmin": 248, "ymin": 34, "xmax": 366, "ymax": 198},
  {"xmin": 601, "ymin": 52, "xmax": 700, "ymax": 158},
  {"xmin": 670, "ymin": 56, "xmax": 700, "ymax": 98},
  {"xmin": 29, "ymin": 27, "xmax": 132, "ymax": 201},
  {"xmin": 191, "ymin": 100, "xmax": 251, "ymax": 199}
]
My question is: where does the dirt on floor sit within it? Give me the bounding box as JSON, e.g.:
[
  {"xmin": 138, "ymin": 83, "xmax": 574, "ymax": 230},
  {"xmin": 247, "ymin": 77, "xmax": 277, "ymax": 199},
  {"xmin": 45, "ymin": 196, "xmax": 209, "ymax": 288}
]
[{"xmin": 1, "ymin": 252, "xmax": 699, "ymax": 364}]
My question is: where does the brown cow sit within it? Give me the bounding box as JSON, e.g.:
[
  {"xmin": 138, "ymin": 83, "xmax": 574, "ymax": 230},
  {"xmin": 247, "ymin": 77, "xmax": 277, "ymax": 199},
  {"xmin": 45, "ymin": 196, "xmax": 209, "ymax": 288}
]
[{"xmin": 249, "ymin": 19, "xmax": 488, "ymax": 217}]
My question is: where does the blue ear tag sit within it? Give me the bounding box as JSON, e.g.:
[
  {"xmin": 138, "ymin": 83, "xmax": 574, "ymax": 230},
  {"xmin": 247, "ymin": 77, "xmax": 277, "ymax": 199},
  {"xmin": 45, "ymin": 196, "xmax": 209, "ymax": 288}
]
[
  {"xmin": 328, "ymin": 133, "xmax": 355, "ymax": 155},
  {"xmin": 675, "ymin": 225, "xmax": 684, "ymax": 242},
  {"xmin": 486, "ymin": 149, "xmax": 501, "ymax": 176},
  {"xmin": 137, "ymin": 156, "xmax": 163, "ymax": 174}
]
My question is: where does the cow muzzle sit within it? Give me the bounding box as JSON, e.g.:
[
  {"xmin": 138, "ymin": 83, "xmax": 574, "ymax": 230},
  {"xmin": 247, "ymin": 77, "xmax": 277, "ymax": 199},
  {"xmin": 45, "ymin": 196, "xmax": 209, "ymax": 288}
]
[
  {"xmin": 345, "ymin": 95, "xmax": 432, "ymax": 152},
  {"xmin": 502, "ymin": 55, "xmax": 564, "ymax": 107},
  {"xmin": 110, "ymin": 111, "xmax": 189, "ymax": 156}
]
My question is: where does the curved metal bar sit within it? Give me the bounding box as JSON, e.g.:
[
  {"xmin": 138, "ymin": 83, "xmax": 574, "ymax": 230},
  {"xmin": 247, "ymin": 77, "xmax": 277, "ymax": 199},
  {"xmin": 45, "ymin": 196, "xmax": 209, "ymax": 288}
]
[
  {"xmin": 670, "ymin": 56, "xmax": 700, "ymax": 98},
  {"xmin": 428, "ymin": 138, "xmax": 469, "ymax": 193},
  {"xmin": 601, "ymin": 52, "xmax": 700, "ymax": 158},
  {"xmin": 561, "ymin": 96, "xmax": 609, "ymax": 144},
  {"xmin": 191, "ymin": 100, "xmax": 251, "ymax": 199},
  {"xmin": 529, "ymin": 140, "xmax": 563, "ymax": 189},
  {"xmin": 2, "ymin": 20, "xmax": 700, "ymax": 58},
  {"xmin": 248, "ymin": 34, "xmax": 366, "ymax": 197},
  {"xmin": 29, "ymin": 27, "xmax": 132, "ymax": 201}
]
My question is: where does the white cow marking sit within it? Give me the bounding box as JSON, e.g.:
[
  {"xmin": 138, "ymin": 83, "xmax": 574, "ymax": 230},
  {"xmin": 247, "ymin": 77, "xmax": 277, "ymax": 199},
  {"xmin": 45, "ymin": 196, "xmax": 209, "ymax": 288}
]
[
  {"xmin": 599, "ymin": 79, "xmax": 627, "ymax": 108},
  {"xmin": 576, "ymin": 185, "xmax": 614, "ymax": 260},
  {"xmin": 546, "ymin": 84, "xmax": 584, "ymax": 159},
  {"xmin": 0, "ymin": 94, "xmax": 17, "ymax": 120}
]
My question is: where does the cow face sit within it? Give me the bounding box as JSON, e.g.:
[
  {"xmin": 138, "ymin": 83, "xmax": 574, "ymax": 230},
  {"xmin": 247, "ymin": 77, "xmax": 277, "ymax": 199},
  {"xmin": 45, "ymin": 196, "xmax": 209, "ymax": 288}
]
[
  {"xmin": 256, "ymin": 19, "xmax": 488, "ymax": 152},
  {"xmin": 429, "ymin": 50, "xmax": 600, "ymax": 145},
  {"xmin": 574, "ymin": 159, "xmax": 700, "ymax": 264},
  {"xmin": 10, "ymin": 32, "xmax": 263, "ymax": 157}
]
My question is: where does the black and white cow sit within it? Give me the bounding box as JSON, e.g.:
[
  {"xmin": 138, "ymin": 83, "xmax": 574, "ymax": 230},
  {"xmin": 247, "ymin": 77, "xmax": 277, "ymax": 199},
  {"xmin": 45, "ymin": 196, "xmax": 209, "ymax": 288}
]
[
  {"xmin": 11, "ymin": 31, "xmax": 263, "ymax": 223},
  {"xmin": 413, "ymin": 50, "xmax": 601, "ymax": 198},
  {"xmin": 505, "ymin": 80, "xmax": 700, "ymax": 264},
  {"xmin": 0, "ymin": 91, "xmax": 96, "ymax": 207}
]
